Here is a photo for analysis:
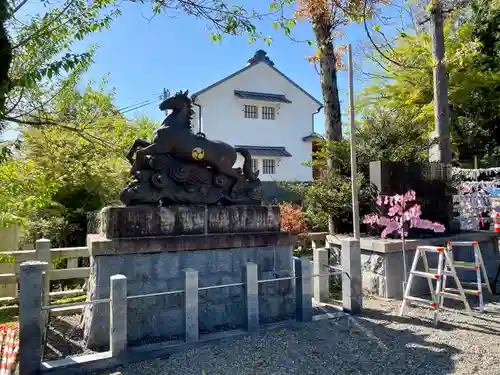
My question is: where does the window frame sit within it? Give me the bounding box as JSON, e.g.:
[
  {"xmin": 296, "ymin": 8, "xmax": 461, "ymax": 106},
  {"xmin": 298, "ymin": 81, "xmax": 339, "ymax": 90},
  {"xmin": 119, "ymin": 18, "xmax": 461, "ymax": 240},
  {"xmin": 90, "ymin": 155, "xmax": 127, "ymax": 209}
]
[
  {"xmin": 244, "ymin": 104, "xmax": 258, "ymax": 119},
  {"xmin": 261, "ymin": 106, "xmax": 276, "ymax": 120},
  {"xmin": 262, "ymin": 158, "xmax": 276, "ymax": 175},
  {"xmin": 251, "ymin": 158, "xmax": 259, "ymax": 173}
]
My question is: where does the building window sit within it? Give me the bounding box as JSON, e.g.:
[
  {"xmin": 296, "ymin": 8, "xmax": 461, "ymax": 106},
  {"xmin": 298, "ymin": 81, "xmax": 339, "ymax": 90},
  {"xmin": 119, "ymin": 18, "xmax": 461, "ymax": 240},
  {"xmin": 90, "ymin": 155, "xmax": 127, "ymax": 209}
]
[
  {"xmin": 244, "ymin": 105, "xmax": 258, "ymax": 119},
  {"xmin": 262, "ymin": 106, "xmax": 276, "ymax": 120},
  {"xmin": 262, "ymin": 159, "xmax": 276, "ymax": 174},
  {"xmin": 252, "ymin": 158, "xmax": 259, "ymax": 172}
]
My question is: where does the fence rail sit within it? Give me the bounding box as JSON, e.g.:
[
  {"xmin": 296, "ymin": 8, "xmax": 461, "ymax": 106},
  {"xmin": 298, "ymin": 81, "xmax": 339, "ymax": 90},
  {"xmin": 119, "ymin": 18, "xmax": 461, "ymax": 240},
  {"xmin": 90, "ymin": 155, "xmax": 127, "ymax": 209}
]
[
  {"xmin": 0, "ymin": 232, "xmax": 331, "ymax": 307},
  {"xmin": 0, "ymin": 240, "xmax": 90, "ymax": 307},
  {"xmin": 20, "ymin": 259, "xmax": 319, "ymax": 374}
]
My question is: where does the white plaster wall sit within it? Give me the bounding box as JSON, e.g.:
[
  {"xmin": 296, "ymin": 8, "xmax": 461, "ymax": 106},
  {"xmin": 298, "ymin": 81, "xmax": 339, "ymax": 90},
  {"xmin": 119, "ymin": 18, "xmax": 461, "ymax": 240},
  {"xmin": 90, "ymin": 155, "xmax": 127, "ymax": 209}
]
[{"xmin": 192, "ymin": 62, "xmax": 319, "ymax": 182}]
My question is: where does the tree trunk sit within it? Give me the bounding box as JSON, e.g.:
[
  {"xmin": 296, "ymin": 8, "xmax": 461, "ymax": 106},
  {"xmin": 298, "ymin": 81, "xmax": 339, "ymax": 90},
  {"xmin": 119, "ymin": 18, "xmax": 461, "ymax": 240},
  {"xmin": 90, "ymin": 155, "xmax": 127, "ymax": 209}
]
[
  {"xmin": 430, "ymin": 1, "xmax": 452, "ymax": 164},
  {"xmin": 0, "ymin": 0, "xmax": 12, "ymax": 124},
  {"xmin": 313, "ymin": 20, "xmax": 342, "ymax": 143},
  {"xmin": 313, "ymin": 17, "xmax": 342, "ymax": 234}
]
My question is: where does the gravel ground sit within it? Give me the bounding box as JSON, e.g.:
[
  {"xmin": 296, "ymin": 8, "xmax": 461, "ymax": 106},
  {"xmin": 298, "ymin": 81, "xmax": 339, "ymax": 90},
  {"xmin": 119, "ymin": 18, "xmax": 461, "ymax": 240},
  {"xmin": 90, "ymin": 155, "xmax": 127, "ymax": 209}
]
[{"xmin": 89, "ymin": 295, "xmax": 500, "ymax": 375}]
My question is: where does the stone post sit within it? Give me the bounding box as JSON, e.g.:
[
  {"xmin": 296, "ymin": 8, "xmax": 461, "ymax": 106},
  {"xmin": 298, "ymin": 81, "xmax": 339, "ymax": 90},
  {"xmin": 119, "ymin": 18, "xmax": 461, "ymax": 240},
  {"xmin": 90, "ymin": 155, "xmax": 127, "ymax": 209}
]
[
  {"xmin": 19, "ymin": 261, "xmax": 46, "ymax": 375},
  {"xmin": 110, "ymin": 274, "xmax": 127, "ymax": 357},
  {"xmin": 35, "ymin": 239, "xmax": 51, "ymax": 351},
  {"xmin": 313, "ymin": 248, "xmax": 329, "ymax": 302},
  {"xmin": 341, "ymin": 238, "xmax": 362, "ymax": 314},
  {"xmin": 184, "ymin": 268, "xmax": 199, "ymax": 343},
  {"xmin": 35, "ymin": 239, "xmax": 51, "ymax": 306},
  {"xmin": 294, "ymin": 258, "xmax": 312, "ymax": 322},
  {"xmin": 244, "ymin": 262, "xmax": 259, "ymax": 333}
]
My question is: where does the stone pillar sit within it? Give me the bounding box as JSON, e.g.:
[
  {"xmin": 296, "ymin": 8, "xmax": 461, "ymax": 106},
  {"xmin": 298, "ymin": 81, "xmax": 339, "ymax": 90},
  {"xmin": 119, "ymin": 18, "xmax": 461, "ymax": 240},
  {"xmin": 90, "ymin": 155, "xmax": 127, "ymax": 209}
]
[
  {"xmin": 35, "ymin": 239, "xmax": 51, "ymax": 306},
  {"xmin": 313, "ymin": 248, "xmax": 329, "ymax": 302},
  {"xmin": 244, "ymin": 262, "xmax": 259, "ymax": 333},
  {"xmin": 341, "ymin": 238, "xmax": 362, "ymax": 314},
  {"xmin": 19, "ymin": 261, "xmax": 46, "ymax": 375},
  {"xmin": 110, "ymin": 274, "xmax": 127, "ymax": 357},
  {"xmin": 295, "ymin": 258, "xmax": 312, "ymax": 322},
  {"xmin": 184, "ymin": 268, "xmax": 199, "ymax": 343}
]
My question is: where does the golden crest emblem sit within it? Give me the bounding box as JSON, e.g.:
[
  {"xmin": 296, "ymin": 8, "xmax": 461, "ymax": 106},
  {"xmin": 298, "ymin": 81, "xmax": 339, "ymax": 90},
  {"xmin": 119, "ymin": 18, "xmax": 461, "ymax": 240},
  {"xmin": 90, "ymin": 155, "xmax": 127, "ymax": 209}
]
[{"xmin": 191, "ymin": 147, "xmax": 205, "ymax": 160}]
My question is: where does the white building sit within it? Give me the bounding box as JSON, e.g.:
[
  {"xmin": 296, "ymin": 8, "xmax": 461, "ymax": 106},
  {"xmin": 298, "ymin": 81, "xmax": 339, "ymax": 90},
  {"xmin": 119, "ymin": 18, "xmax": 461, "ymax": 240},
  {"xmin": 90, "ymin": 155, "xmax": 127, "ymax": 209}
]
[{"xmin": 190, "ymin": 50, "xmax": 323, "ymax": 184}]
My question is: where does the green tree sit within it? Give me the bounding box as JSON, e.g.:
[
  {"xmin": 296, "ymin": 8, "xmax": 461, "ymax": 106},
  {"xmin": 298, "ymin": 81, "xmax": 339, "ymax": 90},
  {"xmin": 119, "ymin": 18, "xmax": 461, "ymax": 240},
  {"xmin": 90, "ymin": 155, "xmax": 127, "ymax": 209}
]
[
  {"xmin": 284, "ymin": 109, "xmax": 430, "ymax": 233},
  {"xmin": 361, "ymin": 4, "xmax": 500, "ymax": 166},
  {"xmin": 0, "ymin": 158, "xmax": 58, "ymax": 228},
  {"xmin": 1, "ymin": 78, "xmax": 156, "ymax": 246},
  {"xmin": 1, "ymin": 0, "xmax": 120, "ymax": 130}
]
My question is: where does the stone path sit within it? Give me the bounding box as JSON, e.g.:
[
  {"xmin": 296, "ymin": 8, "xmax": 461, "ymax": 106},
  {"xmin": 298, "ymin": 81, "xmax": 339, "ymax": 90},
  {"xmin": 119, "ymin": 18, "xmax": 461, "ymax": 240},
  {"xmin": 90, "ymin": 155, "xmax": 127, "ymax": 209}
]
[{"xmin": 93, "ymin": 295, "xmax": 500, "ymax": 375}]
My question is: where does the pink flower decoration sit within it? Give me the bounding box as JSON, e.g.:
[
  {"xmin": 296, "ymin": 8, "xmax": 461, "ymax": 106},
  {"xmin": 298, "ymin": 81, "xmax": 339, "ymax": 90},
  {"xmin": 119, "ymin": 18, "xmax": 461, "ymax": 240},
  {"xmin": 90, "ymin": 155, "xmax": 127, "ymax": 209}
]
[{"xmin": 363, "ymin": 190, "xmax": 445, "ymax": 238}]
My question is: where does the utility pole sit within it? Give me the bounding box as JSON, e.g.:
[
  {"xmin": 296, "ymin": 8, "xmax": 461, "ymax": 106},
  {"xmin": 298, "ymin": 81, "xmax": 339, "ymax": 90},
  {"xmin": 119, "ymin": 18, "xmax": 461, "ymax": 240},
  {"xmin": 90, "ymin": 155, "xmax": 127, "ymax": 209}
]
[
  {"xmin": 162, "ymin": 88, "xmax": 169, "ymax": 116},
  {"xmin": 428, "ymin": 0, "xmax": 452, "ymax": 165},
  {"xmin": 347, "ymin": 44, "xmax": 360, "ymax": 240}
]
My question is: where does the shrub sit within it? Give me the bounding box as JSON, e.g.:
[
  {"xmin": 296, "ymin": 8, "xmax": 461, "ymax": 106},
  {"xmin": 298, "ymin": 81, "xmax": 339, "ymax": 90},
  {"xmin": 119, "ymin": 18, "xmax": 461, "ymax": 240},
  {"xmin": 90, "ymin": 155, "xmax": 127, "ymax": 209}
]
[{"xmin": 280, "ymin": 203, "xmax": 308, "ymax": 234}]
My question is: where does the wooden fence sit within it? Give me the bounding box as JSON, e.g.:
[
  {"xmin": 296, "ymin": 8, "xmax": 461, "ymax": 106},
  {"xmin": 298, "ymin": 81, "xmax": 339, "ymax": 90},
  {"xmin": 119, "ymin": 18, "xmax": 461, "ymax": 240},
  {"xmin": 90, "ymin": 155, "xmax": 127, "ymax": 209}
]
[{"xmin": 0, "ymin": 239, "xmax": 90, "ymax": 313}]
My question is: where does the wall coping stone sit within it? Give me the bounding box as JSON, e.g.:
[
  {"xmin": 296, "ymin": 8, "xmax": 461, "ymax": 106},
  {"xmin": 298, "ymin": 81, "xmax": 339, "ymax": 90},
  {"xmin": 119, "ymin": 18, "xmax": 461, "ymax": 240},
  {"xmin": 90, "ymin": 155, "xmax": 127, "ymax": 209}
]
[
  {"xmin": 327, "ymin": 231, "xmax": 499, "ymax": 254},
  {"xmin": 87, "ymin": 231, "xmax": 296, "ymax": 256}
]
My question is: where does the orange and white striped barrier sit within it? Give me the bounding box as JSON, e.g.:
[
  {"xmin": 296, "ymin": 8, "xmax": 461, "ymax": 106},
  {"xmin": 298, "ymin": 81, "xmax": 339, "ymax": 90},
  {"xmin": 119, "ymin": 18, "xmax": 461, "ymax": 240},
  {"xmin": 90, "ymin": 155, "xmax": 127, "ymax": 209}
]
[
  {"xmin": 494, "ymin": 213, "xmax": 500, "ymax": 233},
  {"xmin": 0, "ymin": 328, "xmax": 19, "ymax": 375}
]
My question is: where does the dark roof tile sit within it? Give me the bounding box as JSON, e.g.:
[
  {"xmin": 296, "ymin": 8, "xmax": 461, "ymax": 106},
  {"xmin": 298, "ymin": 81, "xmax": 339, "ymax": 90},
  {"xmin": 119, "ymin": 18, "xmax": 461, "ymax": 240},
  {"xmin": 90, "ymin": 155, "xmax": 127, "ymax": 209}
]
[
  {"xmin": 234, "ymin": 90, "xmax": 292, "ymax": 103},
  {"xmin": 235, "ymin": 145, "xmax": 292, "ymax": 157}
]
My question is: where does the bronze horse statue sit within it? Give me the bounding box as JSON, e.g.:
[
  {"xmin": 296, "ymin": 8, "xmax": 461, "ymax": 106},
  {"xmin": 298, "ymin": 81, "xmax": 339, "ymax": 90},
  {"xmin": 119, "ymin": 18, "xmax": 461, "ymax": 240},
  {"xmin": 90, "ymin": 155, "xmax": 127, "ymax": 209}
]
[{"xmin": 125, "ymin": 90, "xmax": 258, "ymax": 182}]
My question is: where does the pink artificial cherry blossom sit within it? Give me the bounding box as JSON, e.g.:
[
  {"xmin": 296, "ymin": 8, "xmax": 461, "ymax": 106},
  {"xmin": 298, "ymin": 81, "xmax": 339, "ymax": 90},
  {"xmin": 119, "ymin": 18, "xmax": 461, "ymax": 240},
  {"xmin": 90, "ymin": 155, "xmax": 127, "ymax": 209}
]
[{"xmin": 363, "ymin": 190, "xmax": 446, "ymax": 238}]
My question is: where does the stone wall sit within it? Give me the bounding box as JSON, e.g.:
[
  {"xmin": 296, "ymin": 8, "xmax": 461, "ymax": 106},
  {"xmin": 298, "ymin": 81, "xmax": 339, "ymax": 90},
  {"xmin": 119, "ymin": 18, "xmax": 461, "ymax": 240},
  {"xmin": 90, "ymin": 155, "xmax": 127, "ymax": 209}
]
[
  {"xmin": 328, "ymin": 232, "xmax": 500, "ymax": 298},
  {"xmin": 83, "ymin": 245, "xmax": 294, "ymax": 349}
]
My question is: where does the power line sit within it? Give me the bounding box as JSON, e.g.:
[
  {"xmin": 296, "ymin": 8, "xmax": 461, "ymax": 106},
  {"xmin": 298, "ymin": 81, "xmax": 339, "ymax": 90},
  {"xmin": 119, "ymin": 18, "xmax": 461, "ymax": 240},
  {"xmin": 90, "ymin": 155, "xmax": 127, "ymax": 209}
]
[
  {"xmin": 120, "ymin": 99, "xmax": 160, "ymax": 114},
  {"xmin": 117, "ymin": 92, "xmax": 164, "ymax": 113}
]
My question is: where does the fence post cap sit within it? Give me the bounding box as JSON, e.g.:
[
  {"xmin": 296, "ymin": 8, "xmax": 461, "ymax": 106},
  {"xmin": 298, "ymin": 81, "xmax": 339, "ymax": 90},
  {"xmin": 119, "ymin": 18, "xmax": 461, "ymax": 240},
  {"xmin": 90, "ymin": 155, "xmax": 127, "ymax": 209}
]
[
  {"xmin": 340, "ymin": 237, "xmax": 360, "ymax": 245},
  {"xmin": 20, "ymin": 260, "xmax": 48, "ymax": 266},
  {"xmin": 110, "ymin": 274, "xmax": 127, "ymax": 281},
  {"xmin": 20, "ymin": 260, "xmax": 48, "ymax": 270}
]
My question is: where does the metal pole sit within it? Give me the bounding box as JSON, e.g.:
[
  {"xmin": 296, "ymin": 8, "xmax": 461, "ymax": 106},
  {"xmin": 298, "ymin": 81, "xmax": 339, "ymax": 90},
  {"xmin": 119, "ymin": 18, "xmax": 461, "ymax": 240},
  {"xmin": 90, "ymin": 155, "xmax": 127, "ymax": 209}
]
[{"xmin": 348, "ymin": 44, "xmax": 360, "ymax": 240}]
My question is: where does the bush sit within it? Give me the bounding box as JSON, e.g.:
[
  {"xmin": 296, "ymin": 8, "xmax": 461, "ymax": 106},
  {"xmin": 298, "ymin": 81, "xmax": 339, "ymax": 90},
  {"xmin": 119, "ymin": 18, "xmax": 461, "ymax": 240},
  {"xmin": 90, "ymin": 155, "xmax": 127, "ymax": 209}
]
[{"xmin": 279, "ymin": 203, "xmax": 308, "ymax": 234}]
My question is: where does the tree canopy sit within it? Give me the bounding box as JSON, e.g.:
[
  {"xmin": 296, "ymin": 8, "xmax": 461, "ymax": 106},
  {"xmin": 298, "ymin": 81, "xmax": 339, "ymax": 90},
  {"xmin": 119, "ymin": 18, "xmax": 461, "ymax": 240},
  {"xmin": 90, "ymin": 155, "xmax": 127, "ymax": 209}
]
[
  {"xmin": 360, "ymin": 0, "xmax": 500, "ymax": 166},
  {"xmin": 0, "ymin": 77, "xmax": 156, "ymax": 246}
]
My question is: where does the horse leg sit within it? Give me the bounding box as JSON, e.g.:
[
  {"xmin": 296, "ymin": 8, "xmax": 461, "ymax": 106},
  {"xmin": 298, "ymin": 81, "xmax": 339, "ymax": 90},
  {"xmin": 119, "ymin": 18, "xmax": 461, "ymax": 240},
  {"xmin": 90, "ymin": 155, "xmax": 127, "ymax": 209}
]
[
  {"xmin": 131, "ymin": 143, "xmax": 158, "ymax": 174},
  {"xmin": 216, "ymin": 149, "xmax": 243, "ymax": 180},
  {"xmin": 126, "ymin": 139, "xmax": 151, "ymax": 163}
]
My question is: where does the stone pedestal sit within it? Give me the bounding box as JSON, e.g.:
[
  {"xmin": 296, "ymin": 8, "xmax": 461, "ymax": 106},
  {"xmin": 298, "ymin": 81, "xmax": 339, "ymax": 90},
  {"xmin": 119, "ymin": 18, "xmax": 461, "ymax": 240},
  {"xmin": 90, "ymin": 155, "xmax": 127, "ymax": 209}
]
[{"xmin": 82, "ymin": 205, "xmax": 296, "ymax": 350}]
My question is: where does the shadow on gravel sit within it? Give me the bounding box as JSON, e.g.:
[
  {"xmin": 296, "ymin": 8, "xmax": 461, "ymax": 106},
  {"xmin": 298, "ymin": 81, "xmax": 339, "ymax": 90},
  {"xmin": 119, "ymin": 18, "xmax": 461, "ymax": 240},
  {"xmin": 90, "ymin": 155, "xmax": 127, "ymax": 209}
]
[
  {"xmin": 97, "ymin": 313, "xmax": 459, "ymax": 375},
  {"xmin": 364, "ymin": 295, "xmax": 500, "ymax": 337},
  {"xmin": 363, "ymin": 306, "xmax": 500, "ymax": 336},
  {"xmin": 44, "ymin": 314, "xmax": 96, "ymax": 361}
]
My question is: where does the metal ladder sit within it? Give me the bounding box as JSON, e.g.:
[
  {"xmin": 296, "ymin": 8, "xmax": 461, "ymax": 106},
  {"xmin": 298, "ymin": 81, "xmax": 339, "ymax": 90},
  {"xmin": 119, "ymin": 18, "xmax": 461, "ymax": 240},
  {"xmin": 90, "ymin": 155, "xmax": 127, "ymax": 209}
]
[
  {"xmin": 399, "ymin": 245, "xmax": 471, "ymax": 326},
  {"xmin": 446, "ymin": 241, "xmax": 492, "ymax": 312}
]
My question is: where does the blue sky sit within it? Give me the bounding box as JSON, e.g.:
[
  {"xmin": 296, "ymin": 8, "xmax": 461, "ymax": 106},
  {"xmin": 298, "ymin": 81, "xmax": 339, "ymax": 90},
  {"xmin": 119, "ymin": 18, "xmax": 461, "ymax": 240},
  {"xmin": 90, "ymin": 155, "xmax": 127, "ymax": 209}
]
[{"xmin": 3, "ymin": 1, "xmax": 404, "ymax": 140}]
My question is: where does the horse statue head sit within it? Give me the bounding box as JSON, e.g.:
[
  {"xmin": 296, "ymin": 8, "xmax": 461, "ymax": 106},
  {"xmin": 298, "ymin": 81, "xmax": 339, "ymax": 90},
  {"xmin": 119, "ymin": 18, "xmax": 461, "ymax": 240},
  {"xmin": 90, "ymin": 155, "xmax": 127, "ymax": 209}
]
[{"xmin": 159, "ymin": 89, "xmax": 194, "ymax": 129}]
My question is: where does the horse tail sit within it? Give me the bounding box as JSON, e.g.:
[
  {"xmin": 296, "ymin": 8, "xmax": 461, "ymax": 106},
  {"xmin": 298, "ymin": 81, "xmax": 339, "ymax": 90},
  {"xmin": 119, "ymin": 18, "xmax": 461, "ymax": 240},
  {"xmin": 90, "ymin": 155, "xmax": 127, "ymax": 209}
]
[{"xmin": 235, "ymin": 148, "xmax": 258, "ymax": 181}]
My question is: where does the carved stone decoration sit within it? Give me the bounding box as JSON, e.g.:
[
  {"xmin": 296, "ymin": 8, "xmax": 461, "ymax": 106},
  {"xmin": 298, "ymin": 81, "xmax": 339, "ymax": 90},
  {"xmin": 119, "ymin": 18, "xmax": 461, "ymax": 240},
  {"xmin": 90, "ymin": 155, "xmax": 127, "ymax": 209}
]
[{"xmin": 120, "ymin": 90, "xmax": 264, "ymax": 206}]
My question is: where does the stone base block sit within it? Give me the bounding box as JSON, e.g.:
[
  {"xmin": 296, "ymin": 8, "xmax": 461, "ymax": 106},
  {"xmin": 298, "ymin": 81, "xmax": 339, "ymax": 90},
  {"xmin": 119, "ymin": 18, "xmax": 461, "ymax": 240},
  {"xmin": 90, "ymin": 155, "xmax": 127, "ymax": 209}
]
[
  {"xmin": 96, "ymin": 205, "xmax": 280, "ymax": 238},
  {"xmin": 82, "ymin": 241, "xmax": 295, "ymax": 350}
]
